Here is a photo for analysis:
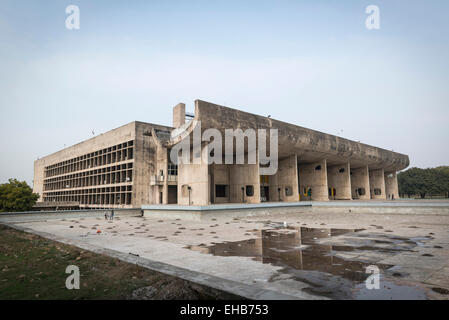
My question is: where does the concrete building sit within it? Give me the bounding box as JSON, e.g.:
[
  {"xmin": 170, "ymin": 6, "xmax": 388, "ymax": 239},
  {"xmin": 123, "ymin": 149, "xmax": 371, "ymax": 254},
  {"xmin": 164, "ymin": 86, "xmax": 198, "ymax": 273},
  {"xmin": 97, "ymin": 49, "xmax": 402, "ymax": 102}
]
[{"xmin": 33, "ymin": 100, "xmax": 409, "ymax": 209}]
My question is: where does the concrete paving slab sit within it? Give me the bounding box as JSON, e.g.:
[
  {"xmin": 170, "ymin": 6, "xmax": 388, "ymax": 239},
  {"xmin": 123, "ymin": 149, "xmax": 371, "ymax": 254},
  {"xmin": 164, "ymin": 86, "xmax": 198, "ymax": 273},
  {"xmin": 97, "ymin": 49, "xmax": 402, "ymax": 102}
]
[{"xmin": 2, "ymin": 205, "xmax": 449, "ymax": 300}]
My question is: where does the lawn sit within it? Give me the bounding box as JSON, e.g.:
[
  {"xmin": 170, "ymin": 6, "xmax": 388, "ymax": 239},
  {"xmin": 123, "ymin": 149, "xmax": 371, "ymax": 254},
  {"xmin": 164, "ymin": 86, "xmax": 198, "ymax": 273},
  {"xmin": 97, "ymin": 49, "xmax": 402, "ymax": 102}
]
[{"xmin": 0, "ymin": 224, "xmax": 236, "ymax": 300}]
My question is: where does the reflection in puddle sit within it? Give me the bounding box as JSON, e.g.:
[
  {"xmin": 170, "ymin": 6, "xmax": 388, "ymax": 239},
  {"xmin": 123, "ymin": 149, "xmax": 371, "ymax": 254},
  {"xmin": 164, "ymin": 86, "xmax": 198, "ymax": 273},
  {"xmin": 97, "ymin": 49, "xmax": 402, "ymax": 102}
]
[
  {"xmin": 187, "ymin": 227, "xmax": 395, "ymax": 282},
  {"xmin": 186, "ymin": 226, "xmax": 430, "ymax": 299}
]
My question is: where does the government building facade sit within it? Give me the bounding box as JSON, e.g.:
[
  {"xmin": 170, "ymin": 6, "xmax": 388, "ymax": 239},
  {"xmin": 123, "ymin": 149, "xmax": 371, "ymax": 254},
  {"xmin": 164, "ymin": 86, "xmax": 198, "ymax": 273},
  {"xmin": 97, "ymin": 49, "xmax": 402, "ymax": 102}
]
[{"xmin": 33, "ymin": 100, "xmax": 409, "ymax": 210}]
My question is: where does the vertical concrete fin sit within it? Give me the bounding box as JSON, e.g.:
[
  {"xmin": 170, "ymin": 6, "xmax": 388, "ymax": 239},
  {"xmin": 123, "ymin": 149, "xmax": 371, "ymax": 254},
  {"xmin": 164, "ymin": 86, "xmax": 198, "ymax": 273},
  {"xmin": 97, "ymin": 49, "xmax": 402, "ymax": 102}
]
[
  {"xmin": 173, "ymin": 103, "xmax": 186, "ymax": 128},
  {"xmin": 385, "ymin": 171, "xmax": 399, "ymax": 200},
  {"xmin": 369, "ymin": 168, "xmax": 386, "ymax": 200},
  {"xmin": 327, "ymin": 162, "xmax": 352, "ymax": 200}
]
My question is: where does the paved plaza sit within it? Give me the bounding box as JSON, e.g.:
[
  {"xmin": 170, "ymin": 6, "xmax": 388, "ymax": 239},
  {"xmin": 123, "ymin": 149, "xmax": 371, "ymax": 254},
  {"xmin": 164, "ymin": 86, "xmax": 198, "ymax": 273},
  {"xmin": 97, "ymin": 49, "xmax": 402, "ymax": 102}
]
[{"xmin": 1, "ymin": 202, "xmax": 448, "ymax": 300}]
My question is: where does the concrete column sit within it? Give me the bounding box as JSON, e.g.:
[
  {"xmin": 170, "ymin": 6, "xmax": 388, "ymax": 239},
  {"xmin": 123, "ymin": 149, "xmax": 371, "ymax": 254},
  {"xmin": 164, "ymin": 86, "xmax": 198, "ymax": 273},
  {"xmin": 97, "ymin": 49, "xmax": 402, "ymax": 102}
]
[
  {"xmin": 350, "ymin": 165, "xmax": 370, "ymax": 200},
  {"xmin": 385, "ymin": 171, "xmax": 399, "ymax": 200},
  {"xmin": 369, "ymin": 168, "xmax": 386, "ymax": 200},
  {"xmin": 268, "ymin": 154, "xmax": 299, "ymax": 202},
  {"xmin": 298, "ymin": 159, "xmax": 329, "ymax": 201},
  {"xmin": 177, "ymin": 144, "xmax": 209, "ymax": 205},
  {"xmin": 229, "ymin": 162, "xmax": 260, "ymax": 204},
  {"xmin": 173, "ymin": 103, "xmax": 186, "ymax": 128},
  {"xmin": 327, "ymin": 162, "xmax": 352, "ymax": 200}
]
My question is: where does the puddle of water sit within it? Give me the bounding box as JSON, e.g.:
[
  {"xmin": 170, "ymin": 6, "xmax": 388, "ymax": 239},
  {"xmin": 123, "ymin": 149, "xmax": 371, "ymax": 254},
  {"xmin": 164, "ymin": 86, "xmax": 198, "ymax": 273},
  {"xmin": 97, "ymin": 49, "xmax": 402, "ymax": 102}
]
[
  {"xmin": 187, "ymin": 227, "xmax": 394, "ymax": 282},
  {"xmin": 354, "ymin": 276, "xmax": 427, "ymax": 300},
  {"xmin": 185, "ymin": 225, "xmax": 430, "ymax": 299}
]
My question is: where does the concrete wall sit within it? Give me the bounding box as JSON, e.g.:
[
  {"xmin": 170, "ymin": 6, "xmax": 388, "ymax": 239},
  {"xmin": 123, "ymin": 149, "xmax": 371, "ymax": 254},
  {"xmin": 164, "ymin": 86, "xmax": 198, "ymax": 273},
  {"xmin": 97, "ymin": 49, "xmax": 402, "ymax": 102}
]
[
  {"xmin": 385, "ymin": 172, "xmax": 399, "ymax": 200},
  {"xmin": 298, "ymin": 159, "xmax": 329, "ymax": 201},
  {"xmin": 269, "ymin": 155, "xmax": 299, "ymax": 202},
  {"xmin": 327, "ymin": 162, "xmax": 352, "ymax": 200},
  {"xmin": 134, "ymin": 122, "xmax": 174, "ymax": 206},
  {"xmin": 350, "ymin": 165, "xmax": 370, "ymax": 200},
  {"xmin": 229, "ymin": 163, "xmax": 260, "ymax": 204},
  {"xmin": 369, "ymin": 168, "xmax": 386, "ymax": 200},
  {"xmin": 134, "ymin": 123, "xmax": 155, "ymax": 206},
  {"xmin": 178, "ymin": 145, "xmax": 209, "ymax": 205}
]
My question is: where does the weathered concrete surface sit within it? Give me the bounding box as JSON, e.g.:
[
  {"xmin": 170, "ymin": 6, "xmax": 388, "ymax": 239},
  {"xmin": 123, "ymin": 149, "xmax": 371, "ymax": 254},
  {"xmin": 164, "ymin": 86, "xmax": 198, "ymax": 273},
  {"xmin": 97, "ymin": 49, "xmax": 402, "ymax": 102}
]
[
  {"xmin": 350, "ymin": 165, "xmax": 371, "ymax": 200},
  {"xmin": 190, "ymin": 100, "xmax": 410, "ymax": 172},
  {"xmin": 327, "ymin": 162, "xmax": 351, "ymax": 200},
  {"xmin": 369, "ymin": 168, "xmax": 386, "ymax": 200},
  {"xmin": 2, "ymin": 201, "xmax": 448, "ymax": 300},
  {"xmin": 385, "ymin": 172, "xmax": 399, "ymax": 199},
  {"xmin": 140, "ymin": 201, "xmax": 449, "ymax": 220},
  {"xmin": 270, "ymin": 155, "xmax": 299, "ymax": 202},
  {"xmin": 298, "ymin": 159, "xmax": 329, "ymax": 201}
]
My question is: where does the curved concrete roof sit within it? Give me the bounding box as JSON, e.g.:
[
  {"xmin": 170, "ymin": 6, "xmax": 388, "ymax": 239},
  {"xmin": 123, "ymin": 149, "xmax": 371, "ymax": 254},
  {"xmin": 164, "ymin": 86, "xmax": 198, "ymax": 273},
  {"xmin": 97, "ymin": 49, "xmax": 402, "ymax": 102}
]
[{"xmin": 167, "ymin": 100, "xmax": 409, "ymax": 172}]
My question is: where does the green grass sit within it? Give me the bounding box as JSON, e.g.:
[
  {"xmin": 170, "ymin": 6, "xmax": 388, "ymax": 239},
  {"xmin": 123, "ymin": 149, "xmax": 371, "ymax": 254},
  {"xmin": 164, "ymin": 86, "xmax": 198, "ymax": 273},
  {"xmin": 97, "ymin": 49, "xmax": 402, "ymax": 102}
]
[{"xmin": 0, "ymin": 224, "xmax": 236, "ymax": 300}]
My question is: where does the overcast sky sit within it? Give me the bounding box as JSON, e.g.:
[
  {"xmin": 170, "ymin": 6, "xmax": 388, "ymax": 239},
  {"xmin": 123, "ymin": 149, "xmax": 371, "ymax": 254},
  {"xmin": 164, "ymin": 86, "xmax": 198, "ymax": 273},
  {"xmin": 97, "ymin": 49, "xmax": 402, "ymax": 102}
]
[{"xmin": 1, "ymin": 0, "xmax": 448, "ymax": 186}]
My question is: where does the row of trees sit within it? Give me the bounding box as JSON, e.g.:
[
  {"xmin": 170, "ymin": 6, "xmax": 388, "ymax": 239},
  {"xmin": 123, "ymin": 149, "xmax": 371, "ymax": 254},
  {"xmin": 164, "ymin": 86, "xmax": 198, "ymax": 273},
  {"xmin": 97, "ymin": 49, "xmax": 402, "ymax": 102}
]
[
  {"xmin": 398, "ymin": 166, "xmax": 449, "ymax": 198},
  {"xmin": 0, "ymin": 179, "xmax": 39, "ymax": 212}
]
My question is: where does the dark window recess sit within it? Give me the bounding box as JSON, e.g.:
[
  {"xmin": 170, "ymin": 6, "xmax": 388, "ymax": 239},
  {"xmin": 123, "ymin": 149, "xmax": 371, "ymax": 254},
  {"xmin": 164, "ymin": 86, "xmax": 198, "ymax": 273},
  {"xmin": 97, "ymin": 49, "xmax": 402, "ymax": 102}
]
[
  {"xmin": 246, "ymin": 185, "xmax": 254, "ymax": 197},
  {"xmin": 339, "ymin": 168, "xmax": 345, "ymax": 173},
  {"xmin": 215, "ymin": 185, "xmax": 228, "ymax": 198},
  {"xmin": 285, "ymin": 186, "xmax": 293, "ymax": 196},
  {"xmin": 374, "ymin": 188, "xmax": 382, "ymax": 195},
  {"xmin": 315, "ymin": 165, "xmax": 321, "ymax": 171},
  {"xmin": 168, "ymin": 163, "xmax": 178, "ymax": 176}
]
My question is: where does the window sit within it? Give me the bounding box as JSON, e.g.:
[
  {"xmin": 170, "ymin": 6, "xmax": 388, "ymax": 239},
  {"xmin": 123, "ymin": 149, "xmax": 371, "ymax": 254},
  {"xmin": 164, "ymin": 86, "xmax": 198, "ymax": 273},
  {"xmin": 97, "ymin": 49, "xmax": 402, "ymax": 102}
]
[
  {"xmin": 215, "ymin": 185, "xmax": 228, "ymax": 198},
  {"xmin": 315, "ymin": 165, "xmax": 321, "ymax": 171},
  {"xmin": 374, "ymin": 188, "xmax": 382, "ymax": 195},
  {"xmin": 285, "ymin": 186, "xmax": 293, "ymax": 196},
  {"xmin": 168, "ymin": 163, "xmax": 178, "ymax": 176},
  {"xmin": 357, "ymin": 188, "xmax": 366, "ymax": 196},
  {"xmin": 339, "ymin": 168, "xmax": 345, "ymax": 173},
  {"xmin": 246, "ymin": 185, "xmax": 254, "ymax": 197}
]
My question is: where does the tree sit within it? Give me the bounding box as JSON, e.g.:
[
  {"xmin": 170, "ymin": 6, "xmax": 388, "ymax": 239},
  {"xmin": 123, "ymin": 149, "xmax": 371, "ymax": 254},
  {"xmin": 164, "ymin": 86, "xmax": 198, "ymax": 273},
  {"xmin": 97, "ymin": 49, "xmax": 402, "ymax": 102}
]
[
  {"xmin": 398, "ymin": 167, "xmax": 449, "ymax": 198},
  {"xmin": 0, "ymin": 179, "xmax": 39, "ymax": 212}
]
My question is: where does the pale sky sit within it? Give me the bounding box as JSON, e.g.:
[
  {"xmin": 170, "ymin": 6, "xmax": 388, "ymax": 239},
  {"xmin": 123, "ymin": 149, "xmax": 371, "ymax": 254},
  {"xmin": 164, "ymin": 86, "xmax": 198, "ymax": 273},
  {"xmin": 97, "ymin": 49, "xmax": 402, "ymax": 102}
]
[{"xmin": 1, "ymin": 0, "xmax": 448, "ymax": 186}]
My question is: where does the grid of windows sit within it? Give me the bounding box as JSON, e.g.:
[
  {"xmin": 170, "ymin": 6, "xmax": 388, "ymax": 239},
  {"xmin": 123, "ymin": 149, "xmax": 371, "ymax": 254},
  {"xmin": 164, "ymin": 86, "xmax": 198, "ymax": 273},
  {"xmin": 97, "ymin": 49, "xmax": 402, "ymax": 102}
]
[
  {"xmin": 44, "ymin": 163, "xmax": 133, "ymax": 191},
  {"xmin": 45, "ymin": 141, "xmax": 134, "ymax": 178},
  {"xmin": 43, "ymin": 185, "xmax": 132, "ymax": 206},
  {"xmin": 42, "ymin": 140, "xmax": 135, "ymax": 206}
]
